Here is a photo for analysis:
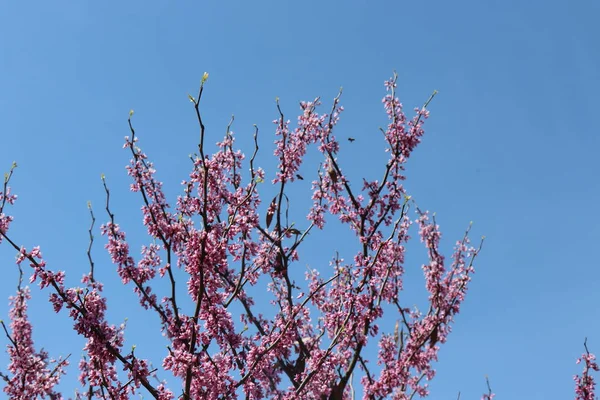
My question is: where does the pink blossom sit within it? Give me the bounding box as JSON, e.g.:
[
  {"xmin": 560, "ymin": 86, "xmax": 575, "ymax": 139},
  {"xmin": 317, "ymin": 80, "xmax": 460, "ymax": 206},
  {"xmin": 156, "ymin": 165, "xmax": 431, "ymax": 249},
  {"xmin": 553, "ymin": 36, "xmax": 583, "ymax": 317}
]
[{"xmin": 575, "ymin": 340, "xmax": 599, "ymax": 400}]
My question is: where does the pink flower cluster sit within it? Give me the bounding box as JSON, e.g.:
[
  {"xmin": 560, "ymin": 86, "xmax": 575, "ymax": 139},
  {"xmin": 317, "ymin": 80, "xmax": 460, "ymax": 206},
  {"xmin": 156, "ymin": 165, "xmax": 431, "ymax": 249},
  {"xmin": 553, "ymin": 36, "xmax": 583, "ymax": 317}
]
[
  {"xmin": 1, "ymin": 269, "xmax": 68, "ymax": 399},
  {"xmin": 575, "ymin": 340, "xmax": 600, "ymax": 400}
]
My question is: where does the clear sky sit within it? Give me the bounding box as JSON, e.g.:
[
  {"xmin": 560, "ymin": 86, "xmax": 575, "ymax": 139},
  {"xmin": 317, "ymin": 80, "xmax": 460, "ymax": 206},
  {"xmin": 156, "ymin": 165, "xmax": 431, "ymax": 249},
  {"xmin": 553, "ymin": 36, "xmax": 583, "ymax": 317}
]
[{"xmin": 1, "ymin": 1, "xmax": 599, "ymax": 399}]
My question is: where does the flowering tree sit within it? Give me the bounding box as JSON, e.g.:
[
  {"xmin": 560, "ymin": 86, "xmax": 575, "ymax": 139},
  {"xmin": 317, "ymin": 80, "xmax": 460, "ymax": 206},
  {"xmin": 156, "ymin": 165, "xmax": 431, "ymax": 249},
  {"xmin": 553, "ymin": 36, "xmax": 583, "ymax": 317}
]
[
  {"xmin": 574, "ymin": 340, "xmax": 600, "ymax": 400},
  {"xmin": 0, "ymin": 73, "xmax": 595, "ymax": 399}
]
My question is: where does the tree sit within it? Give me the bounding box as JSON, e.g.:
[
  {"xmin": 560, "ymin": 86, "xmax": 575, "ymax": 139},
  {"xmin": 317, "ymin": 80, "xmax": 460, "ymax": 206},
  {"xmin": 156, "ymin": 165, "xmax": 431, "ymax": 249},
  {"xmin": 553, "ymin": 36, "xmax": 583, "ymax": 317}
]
[{"xmin": 0, "ymin": 73, "xmax": 595, "ymax": 399}]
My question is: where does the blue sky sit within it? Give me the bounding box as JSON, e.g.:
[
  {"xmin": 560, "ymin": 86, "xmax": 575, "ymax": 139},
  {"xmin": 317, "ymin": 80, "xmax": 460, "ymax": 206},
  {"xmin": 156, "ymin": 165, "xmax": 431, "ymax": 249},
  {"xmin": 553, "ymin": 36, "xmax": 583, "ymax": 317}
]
[{"xmin": 1, "ymin": 1, "xmax": 599, "ymax": 398}]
